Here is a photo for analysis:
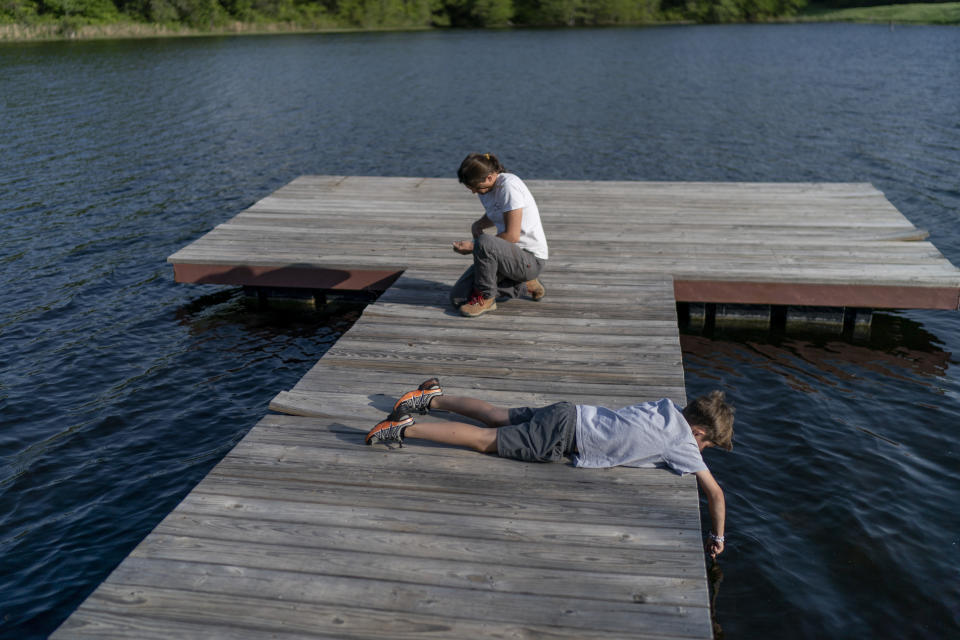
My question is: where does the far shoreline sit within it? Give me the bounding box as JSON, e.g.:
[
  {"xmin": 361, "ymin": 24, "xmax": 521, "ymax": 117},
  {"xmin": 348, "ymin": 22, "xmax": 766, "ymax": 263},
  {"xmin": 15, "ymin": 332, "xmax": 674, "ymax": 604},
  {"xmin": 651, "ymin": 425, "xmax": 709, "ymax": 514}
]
[
  {"xmin": 2, "ymin": 4, "xmax": 958, "ymax": 44},
  {"xmin": 0, "ymin": 21, "xmax": 437, "ymax": 44}
]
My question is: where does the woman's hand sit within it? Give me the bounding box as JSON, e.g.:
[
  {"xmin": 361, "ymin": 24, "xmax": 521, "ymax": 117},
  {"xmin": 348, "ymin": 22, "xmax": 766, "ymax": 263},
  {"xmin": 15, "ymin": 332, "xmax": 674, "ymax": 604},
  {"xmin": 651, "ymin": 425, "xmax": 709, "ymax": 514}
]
[{"xmin": 453, "ymin": 240, "xmax": 474, "ymax": 255}]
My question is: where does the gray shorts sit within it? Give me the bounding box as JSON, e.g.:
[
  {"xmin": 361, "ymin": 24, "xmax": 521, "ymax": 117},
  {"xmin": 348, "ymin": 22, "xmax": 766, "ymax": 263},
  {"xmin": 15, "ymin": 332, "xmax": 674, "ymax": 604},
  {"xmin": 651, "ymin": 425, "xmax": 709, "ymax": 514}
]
[{"xmin": 496, "ymin": 402, "xmax": 577, "ymax": 463}]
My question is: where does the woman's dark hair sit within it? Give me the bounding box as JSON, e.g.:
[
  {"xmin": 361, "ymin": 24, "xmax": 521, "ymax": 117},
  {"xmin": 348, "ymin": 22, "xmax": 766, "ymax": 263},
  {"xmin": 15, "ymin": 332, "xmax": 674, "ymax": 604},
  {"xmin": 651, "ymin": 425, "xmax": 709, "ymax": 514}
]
[{"xmin": 458, "ymin": 153, "xmax": 505, "ymax": 187}]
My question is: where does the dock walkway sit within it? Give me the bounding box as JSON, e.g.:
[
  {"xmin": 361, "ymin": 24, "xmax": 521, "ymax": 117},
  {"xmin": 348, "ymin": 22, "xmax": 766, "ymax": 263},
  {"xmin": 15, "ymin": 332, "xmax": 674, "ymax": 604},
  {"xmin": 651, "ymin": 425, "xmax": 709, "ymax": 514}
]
[{"xmin": 53, "ymin": 178, "xmax": 960, "ymax": 638}]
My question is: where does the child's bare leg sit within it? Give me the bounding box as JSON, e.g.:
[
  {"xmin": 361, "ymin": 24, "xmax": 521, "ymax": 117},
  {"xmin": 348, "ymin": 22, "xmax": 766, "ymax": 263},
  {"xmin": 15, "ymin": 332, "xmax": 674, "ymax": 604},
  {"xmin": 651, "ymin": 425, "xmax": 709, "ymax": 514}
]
[
  {"xmin": 429, "ymin": 395, "xmax": 511, "ymax": 427},
  {"xmin": 405, "ymin": 420, "xmax": 498, "ymax": 453}
]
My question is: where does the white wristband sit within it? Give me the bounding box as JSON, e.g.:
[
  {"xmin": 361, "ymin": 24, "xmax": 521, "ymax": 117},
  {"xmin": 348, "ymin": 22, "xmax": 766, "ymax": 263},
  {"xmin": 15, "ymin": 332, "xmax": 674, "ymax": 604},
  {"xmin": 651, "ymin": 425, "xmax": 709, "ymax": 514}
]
[{"xmin": 708, "ymin": 533, "xmax": 725, "ymax": 543}]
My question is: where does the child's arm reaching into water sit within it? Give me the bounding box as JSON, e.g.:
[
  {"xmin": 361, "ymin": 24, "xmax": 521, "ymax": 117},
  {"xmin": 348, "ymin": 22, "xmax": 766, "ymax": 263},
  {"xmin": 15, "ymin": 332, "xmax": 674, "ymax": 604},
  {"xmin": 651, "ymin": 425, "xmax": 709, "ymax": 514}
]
[{"xmin": 695, "ymin": 468, "xmax": 726, "ymax": 558}]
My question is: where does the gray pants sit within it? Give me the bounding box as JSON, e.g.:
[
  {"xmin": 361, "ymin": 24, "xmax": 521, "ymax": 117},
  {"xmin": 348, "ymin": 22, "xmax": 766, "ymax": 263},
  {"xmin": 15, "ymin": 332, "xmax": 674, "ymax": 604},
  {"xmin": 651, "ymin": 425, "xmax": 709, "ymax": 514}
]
[{"xmin": 449, "ymin": 233, "xmax": 545, "ymax": 307}]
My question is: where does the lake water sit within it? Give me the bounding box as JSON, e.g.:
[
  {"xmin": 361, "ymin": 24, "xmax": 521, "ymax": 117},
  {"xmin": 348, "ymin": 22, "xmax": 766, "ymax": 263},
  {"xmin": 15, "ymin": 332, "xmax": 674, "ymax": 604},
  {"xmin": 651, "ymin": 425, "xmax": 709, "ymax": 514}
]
[{"xmin": 2, "ymin": 24, "xmax": 959, "ymax": 638}]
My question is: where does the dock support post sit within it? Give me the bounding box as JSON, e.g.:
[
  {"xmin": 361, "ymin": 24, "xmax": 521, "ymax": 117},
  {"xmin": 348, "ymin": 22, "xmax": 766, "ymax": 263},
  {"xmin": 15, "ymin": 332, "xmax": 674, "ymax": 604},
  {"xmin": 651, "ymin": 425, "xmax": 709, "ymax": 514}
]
[
  {"xmin": 679, "ymin": 302, "xmax": 707, "ymax": 331},
  {"xmin": 844, "ymin": 308, "xmax": 873, "ymax": 340},
  {"xmin": 243, "ymin": 286, "xmax": 324, "ymax": 310},
  {"xmin": 714, "ymin": 304, "xmax": 771, "ymax": 329},
  {"xmin": 678, "ymin": 303, "xmax": 874, "ymax": 338},
  {"xmin": 785, "ymin": 306, "xmax": 845, "ymax": 334}
]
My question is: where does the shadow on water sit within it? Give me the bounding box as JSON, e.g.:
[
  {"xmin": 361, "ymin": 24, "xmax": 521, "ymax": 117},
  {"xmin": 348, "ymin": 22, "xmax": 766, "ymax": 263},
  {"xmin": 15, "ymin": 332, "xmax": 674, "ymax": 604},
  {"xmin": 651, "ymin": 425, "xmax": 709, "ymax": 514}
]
[{"xmin": 174, "ymin": 287, "xmax": 369, "ymax": 340}]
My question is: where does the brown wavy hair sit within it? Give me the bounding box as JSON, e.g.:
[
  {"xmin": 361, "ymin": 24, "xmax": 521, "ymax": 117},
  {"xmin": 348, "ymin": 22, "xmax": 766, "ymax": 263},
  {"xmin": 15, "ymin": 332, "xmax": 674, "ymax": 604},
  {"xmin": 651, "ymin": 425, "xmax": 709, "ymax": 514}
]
[{"xmin": 683, "ymin": 391, "xmax": 735, "ymax": 451}]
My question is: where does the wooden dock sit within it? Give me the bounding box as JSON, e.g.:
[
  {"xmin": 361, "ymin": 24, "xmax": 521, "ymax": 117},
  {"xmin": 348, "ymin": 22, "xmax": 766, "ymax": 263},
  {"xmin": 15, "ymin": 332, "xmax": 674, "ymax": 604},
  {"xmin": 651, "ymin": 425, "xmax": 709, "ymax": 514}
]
[
  {"xmin": 53, "ymin": 178, "xmax": 960, "ymax": 638},
  {"xmin": 167, "ymin": 177, "xmax": 960, "ymax": 310}
]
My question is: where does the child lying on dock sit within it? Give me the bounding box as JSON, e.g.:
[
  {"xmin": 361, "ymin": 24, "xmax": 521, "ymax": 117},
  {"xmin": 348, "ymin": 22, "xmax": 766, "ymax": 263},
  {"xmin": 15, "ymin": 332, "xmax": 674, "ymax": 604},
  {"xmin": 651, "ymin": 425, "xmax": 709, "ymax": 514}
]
[{"xmin": 366, "ymin": 378, "xmax": 734, "ymax": 558}]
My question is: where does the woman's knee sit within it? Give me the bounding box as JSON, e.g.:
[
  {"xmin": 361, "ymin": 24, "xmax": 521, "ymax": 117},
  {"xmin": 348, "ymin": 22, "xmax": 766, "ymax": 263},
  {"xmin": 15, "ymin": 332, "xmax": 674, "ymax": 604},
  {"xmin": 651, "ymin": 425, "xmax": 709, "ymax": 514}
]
[{"xmin": 473, "ymin": 233, "xmax": 500, "ymax": 254}]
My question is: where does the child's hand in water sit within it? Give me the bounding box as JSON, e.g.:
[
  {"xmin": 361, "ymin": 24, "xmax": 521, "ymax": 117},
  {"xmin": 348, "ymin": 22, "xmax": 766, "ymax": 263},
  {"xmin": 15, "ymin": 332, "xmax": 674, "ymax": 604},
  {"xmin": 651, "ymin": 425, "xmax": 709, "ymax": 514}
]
[
  {"xmin": 453, "ymin": 240, "xmax": 474, "ymax": 255},
  {"xmin": 705, "ymin": 534, "xmax": 725, "ymax": 559}
]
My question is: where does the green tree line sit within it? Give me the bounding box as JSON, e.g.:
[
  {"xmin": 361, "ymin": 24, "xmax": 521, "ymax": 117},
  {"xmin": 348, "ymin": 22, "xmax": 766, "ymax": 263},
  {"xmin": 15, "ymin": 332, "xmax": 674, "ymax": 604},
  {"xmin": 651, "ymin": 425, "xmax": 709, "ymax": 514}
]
[{"xmin": 1, "ymin": 0, "xmax": 955, "ymax": 28}]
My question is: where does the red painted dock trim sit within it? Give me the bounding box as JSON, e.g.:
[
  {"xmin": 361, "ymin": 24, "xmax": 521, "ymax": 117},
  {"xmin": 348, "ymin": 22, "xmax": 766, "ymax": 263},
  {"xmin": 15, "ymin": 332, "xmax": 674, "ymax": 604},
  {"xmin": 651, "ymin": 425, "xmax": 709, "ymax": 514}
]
[
  {"xmin": 172, "ymin": 264, "xmax": 960, "ymax": 310},
  {"xmin": 674, "ymin": 280, "xmax": 960, "ymax": 310}
]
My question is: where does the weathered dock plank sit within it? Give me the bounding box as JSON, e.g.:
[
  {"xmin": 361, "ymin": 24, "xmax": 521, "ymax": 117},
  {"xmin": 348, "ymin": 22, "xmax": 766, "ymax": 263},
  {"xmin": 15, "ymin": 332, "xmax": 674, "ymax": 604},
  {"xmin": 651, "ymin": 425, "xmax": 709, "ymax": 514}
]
[
  {"xmin": 167, "ymin": 176, "xmax": 960, "ymax": 309},
  {"xmin": 54, "ymin": 176, "xmax": 960, "ymax": 638},
  {"xmin": 55, "ymin": 267, "xmax": 705, "ymax": 639}
]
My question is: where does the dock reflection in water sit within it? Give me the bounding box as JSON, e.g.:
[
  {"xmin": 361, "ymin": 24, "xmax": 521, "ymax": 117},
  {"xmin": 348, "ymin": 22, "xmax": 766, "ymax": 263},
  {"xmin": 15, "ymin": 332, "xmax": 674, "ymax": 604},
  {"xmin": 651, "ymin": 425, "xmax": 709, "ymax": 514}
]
[{"xmin": 683, "ymin": 311, "xmax": 950, "ymax": 394}]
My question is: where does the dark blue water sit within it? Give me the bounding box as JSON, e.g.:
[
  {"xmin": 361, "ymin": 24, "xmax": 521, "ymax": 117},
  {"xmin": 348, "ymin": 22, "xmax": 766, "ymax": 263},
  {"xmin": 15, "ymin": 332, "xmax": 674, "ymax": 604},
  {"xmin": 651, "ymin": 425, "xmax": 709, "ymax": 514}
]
[{"xmin": 2, "ymin": 25, "xmax": 959, "ymax": 638}]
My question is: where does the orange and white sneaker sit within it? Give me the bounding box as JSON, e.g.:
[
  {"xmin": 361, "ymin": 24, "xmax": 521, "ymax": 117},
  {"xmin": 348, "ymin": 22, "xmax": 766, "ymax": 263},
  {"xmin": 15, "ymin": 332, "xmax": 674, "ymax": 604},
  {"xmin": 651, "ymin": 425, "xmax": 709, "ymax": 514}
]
[
  {"xmin": 393, "ymin": 382, "xmax": 443, "ymax": 417},
  {"xmin": 460, "ymin": 292, "xmax": 497, "ymax": 317},
  {"xmin": 417, "ymin": 377, "xmax": 441, "ymax": 391},
  {"xmin": 366, "ymin": 414, "xmax": 415, "ymax": 447}
]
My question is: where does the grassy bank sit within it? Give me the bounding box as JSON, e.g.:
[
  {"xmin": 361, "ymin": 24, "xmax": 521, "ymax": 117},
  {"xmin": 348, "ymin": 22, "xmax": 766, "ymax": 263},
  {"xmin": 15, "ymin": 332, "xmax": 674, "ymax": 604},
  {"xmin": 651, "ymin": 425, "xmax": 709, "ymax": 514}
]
[
  {"xmin": 0, "ymin": 21, "xmax": 427, "ymax": 42},
  {"xmin": 798, "ymin": 2, "xmax": 960, "ymax": 24},
  {"xmin": 1, "ymin": 3, "xmax": 957, "ymax": 42}
]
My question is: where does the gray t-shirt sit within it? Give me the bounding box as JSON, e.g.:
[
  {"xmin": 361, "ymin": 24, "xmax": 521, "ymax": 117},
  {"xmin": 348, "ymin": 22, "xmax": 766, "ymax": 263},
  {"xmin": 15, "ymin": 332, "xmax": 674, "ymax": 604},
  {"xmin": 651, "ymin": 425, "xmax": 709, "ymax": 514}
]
[{"xmin": 573, "ymin": 399, "xmax": 707, "ymax": 475}]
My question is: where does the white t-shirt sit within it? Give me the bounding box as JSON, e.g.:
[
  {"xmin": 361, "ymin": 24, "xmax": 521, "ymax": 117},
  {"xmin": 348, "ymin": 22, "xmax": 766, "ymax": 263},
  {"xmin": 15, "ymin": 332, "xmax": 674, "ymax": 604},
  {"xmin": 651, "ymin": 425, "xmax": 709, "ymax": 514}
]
[
  {"xmin": 478, "ymin": 173, "xmax": 549, "ymax": 260},
  {"xmin": 573, "ymin": 399, "xmax": 708, "ymax": 475}
]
